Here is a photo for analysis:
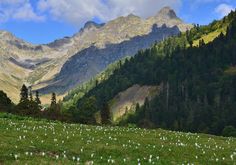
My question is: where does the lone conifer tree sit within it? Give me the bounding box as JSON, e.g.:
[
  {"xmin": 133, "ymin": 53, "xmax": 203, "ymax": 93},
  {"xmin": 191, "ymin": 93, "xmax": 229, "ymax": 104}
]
[
  {"xmin": 20, "ymin": 84, "xmax": 28, "ymax": 103},
  {"xmin": 50, "ymin": 92, "xmax": 57, "ymax": 110}
]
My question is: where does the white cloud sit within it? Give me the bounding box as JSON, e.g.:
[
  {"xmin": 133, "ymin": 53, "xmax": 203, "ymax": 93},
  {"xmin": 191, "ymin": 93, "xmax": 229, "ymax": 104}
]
[
  {"xmin": 215, "ymin": 3, "xmax": 234, "ymax": 17},
  {"xmin": 13, "ymin": 3, "xmax": 45, "ymax": 21},
  {"xmin": 37, "ymin": 0, "xmax": 181, "ymax": 27},
  {"xmin": 0, "ymin": 0, "xmax": 44, "ymax": 22}
]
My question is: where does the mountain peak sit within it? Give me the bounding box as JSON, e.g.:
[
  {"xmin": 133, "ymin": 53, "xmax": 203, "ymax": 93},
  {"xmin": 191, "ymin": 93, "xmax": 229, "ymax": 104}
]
[
  {"xmin": 0, "ymin": 30, "xmax": 15, "ymax": 39},
  {"xmin": 127, "ymin": 13, "xmax": 140, "ymax": 19},
  {"xmin": 156, "ymin": 6, "xmax": 178, "ymax": 19},
  {"xmin": 83, "ymin": 21, "xmax": 105, "ymax": 30}
]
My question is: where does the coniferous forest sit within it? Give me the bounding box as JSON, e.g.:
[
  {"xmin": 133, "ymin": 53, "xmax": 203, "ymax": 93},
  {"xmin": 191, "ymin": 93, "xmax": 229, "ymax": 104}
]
[{"xmin": 70, "ymin": 11, "xmax": 236, "ymax": 136}]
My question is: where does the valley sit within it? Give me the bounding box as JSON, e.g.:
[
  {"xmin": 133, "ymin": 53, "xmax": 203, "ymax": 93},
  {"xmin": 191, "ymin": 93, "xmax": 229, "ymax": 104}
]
[{"xmin": 0, "ymin": 4, "xmax": 236, "ymax": 164}]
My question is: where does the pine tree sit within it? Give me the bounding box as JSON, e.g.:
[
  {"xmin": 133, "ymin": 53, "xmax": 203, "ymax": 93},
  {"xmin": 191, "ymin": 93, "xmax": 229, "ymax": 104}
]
[
  {"xmin": 35, "ymin": 91, "xmax": 42, "ymax": 111},
  {"xmin": 35, "ymin": 91, "xmax": 41, "ymax": 106},
  {"xmin": 101, "ymin": 103, "xmax": 111, "ymax": 124},
  {"xmin": 28, "ymin": 86, "xmax": 33, "ymax": 101},
  {"xmin": 17, "ymin": 84, "xmax": 30, "ymax": 115},
  {"xmin": 50, "ymin": 92, "xmax": 57, "ymax": 110},
  {"xmin": 0, "ymin": 90, "xmax": 13, "ymax": 112},
  {"xmin": 20, "ymin": 84, "xmax": 28, "ymax": 103},
  {"xmin": 144, "ymin": 98, "xmax": 150, "ymax": 120},
  {"xmin": 95, "ymin": 80, "xmax": 99, "ymax": 87},
  {"xmin": 135, "ymin": 103, "xmax": 140, "ymax": 112}
]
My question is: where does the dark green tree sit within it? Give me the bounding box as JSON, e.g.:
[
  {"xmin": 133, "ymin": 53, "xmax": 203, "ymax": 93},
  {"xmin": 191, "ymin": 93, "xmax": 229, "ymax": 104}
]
[
  {"xmin": 101, "ymin": 103, "xmax": 111, "ymax": 124},
  {"xmin": 35, "ymin": 91, "xmax": 41, "ymax": 106},
  {"xmin": 17, "ymin": 84, "xmax": 31, "ymax": 115},
  {"xmin": 0, "ymin": 90, "xmax": 13, "ymax": 112},
  {"xmin": 28, "ymin": 86, "xmax": 33, "ymax": 101},
  {"xmin": 50, "ymin": 92, "xmax": 57, "ymax": 110},
  {"xmin": 20, "ymin": 84, "xmax": 28, "ymax": 103},
  {"xmin": 75, "ymin": 96, "xmax": 97, "ymax": 124},
  {"xmin": 222, "ymin": 126, "xmax": 236, "ymax": 137}
]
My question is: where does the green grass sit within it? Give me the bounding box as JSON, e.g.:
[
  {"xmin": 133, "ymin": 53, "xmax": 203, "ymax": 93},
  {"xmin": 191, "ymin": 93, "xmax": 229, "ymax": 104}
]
[
  {"xmin": 0, "ymin": 113, "xmax": 236, "ymax": 164},
  {"xmin": 193, "ymin": 28, "xmax": 227, "ymax": 47}
]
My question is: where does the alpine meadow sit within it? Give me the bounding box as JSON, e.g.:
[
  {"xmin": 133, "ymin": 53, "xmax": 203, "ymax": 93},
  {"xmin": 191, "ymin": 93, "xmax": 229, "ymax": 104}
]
[{"xmin": 0, "ymin": 1, "xmax": 236, "ymax": 164}]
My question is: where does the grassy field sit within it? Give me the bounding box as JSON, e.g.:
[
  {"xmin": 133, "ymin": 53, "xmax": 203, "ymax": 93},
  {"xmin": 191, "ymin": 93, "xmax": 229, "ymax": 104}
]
[{"xmin": 0, "ymin": 113, "xmax": 236, "ymax": 165}]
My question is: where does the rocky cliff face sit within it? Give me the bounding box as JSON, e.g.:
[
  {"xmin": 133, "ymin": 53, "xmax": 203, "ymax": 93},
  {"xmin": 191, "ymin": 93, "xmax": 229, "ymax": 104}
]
[
  {"xmin": 38, "ymin": 24, "xmax": 181, "ymax": 94},
  {"xmin": 0, "ymin": 7, "xmax": 192, "ymax": 102}
]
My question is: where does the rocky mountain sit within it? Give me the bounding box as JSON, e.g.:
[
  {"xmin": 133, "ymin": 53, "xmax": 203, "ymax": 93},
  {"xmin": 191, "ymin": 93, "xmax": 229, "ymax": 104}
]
[{"xmin": 0, "ymin": 7, "xmax": 192, "ymax": 102}]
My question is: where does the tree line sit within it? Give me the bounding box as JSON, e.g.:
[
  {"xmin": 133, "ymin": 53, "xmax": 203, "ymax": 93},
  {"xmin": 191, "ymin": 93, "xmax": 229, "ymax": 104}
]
[
  {"xmin": 0, "ymin": 84, "xmax": 112, "ymax": 125},
  {"xmin": 0, "ymin": 85, "xmax": 69, "ymax": 121}
]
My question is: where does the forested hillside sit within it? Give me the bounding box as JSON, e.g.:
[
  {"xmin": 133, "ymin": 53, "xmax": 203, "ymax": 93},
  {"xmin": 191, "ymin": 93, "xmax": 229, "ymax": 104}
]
[
  {"xmin": 71, "ymin": 11, "xmax": 236, "ymax": 136},
  {"xmin": 62, "ymin": 58, "xmax": 128, "ymax": 110}
]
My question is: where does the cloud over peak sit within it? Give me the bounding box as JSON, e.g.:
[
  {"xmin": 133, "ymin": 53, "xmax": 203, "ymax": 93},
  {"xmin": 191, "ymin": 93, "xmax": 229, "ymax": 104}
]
[
  {"xmin": 37, "ymin": 0, "xmax": 181, "ymax": 26},
  {"xmin": 0, "ymin": 0, "xmax": 235, "ymax": 27},
  {"xmin": 215, "ymin": 3, "xmax": 234, "ymax": 18}
]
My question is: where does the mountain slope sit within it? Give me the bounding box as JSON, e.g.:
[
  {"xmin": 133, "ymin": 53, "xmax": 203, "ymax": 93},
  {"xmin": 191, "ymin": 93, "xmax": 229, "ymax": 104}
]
[
  {"xmin": 37, "ymin": 24, "xmax": 181, "ymax": 94},
  {"xmin": 71, "ymin": 10, "xmax": 236, "ymax": 136},
  {"xmin": 35, "ymin": 7, "xmax": 192, "ymax": 94},
  {"xmin": 110, "ymin": 84, "xmax": 159, "ymax": 121}
]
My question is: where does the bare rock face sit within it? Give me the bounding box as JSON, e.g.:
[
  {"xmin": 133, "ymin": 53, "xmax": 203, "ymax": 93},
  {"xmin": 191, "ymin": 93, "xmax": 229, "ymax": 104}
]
[
  {"xmin": 38, "ymin": 24, "xmax": 181, "ymax": 94},
  {"xmin": 0, "ymin": 7, "xmax": 193, "ymax": 102},
  {"xmin": 156, "ymin": 7, "xmax": 178, "ymax": 19},
  {"xmin": 83, "ymin": 21, "xmax": 105, "ymax": 30}
]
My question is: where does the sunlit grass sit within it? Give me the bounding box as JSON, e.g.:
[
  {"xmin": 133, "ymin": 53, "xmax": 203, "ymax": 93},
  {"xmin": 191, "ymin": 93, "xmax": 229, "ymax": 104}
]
[
  {"xmin": 193, "ymin": 28, "xmax": 227, "ymax": 47},
  {"xmin": 0, "ymin": 113, "xmax": 236, "ymax": 164}
]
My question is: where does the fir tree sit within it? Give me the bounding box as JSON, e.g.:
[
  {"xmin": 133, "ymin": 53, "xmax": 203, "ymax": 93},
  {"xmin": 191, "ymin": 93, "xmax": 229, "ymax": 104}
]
[
  {"xmin": 20, "ymin": 84, "xmax": 28, "ymax": 103},
  {"xmin": 35, "ymin": 91, "xmax": 41, "ymax": 106},
  {"xmin": 0, "ymin": 90, "xmax": 13, "ymax": 112},
  {"xmin": 28, "ymin": 86, "xmax": 33, "ymax": 101},
  {"xmin": 50, "ymin": 92, "xmax": 57, "ymax": 110},
  {"xmin": 101, "ymin": 102, "xmax": 111, "ymax": 124}
]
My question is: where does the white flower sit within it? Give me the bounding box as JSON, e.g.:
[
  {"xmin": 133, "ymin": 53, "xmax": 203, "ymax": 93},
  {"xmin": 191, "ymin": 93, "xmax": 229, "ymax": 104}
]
[
  {"xmin": 14, "ymin": 154, "xmax": 18, "ymax": 159},
  {"xmin": 149, "ymin": 158, "xmax": 152, "ymax": 163},
  {"xmin": 230, "ymin": 154, "xmax": 234, "ymax": 160}
]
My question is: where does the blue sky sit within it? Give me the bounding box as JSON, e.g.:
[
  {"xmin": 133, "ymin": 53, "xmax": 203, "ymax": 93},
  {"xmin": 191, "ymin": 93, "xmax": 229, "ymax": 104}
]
[{"xmin": 0, "ymin": 0, "xmax": 235, "ymax": 44}]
